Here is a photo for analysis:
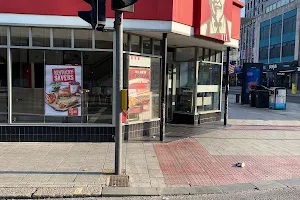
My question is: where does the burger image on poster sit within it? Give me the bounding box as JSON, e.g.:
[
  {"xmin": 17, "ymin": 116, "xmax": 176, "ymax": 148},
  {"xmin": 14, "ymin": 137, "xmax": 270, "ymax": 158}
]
[{"xmin": 200, "ymin": 0, "xmax": 232, "ymax": 42}]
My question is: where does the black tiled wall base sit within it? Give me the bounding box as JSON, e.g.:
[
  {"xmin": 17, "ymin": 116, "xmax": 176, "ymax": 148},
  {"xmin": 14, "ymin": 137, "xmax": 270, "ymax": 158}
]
[{"xmin": 0, "ymin": 126, "xmax": 115, "ymax": 142}]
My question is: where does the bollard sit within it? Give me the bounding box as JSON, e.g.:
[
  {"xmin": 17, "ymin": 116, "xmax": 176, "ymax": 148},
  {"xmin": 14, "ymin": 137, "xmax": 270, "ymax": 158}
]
[{"xmin": 236, "ymin": 94, "xmax": 240, "ymax": 103}]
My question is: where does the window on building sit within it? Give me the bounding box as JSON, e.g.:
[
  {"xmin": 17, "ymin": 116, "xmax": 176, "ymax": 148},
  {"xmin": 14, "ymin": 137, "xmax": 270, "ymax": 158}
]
[
  {"xmin": 53, "ymin": 28, "xmax": 71, "ymax": 48},
  {"xmin": 282, "ymin": 41, "xmax": 295, "ymax": 57},
  {"xmin": 271, "ymin": 20, "xmax": 282, "ymax": 37},
  {"xmin": 283, "ymin": 15, "xmax": 296, "ymax": 34},
  {"xmin": 0, "ymin": 27, "xmax": 7, "ymax": 45},
  {"xmin": 11, "ymin": 27, "xmax": 29, "ymax": 46},
  {"xmin": 197, "ymin": 63, "xmax": 222, "ymax": 112},
  {"xmin": 269, "ymin": 44, "xmax": 280, "ymax": 59},
  {"xmin": 95, "ymin": 31, "xmax": 113, "ymax": 49},
  {"xmin": 0, "ymin": 48, "xmax": 7, "ymax": 123},
  {"xmin": 259, "ymin": 46, "xmax": 268, "ymax": 60}
]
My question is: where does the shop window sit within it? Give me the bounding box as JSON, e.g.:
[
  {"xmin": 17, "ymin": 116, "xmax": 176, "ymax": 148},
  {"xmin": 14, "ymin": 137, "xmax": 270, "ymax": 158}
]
[
  {"xmin": 131, "ymin": 35, "xmax": 141, "ymax": 53},
  {"xmin": 203, "ymin": 48, "xmax": 210, "ymax": 61},
  {"xmin": 0, "ymin": 27, "xmax": 7, "ymax": 45},
  {"xmin": 175, "ymin": 47, "xmax": 195, "ymax": 62},
  {"xmin": 150, "ymin": 57, "xmax": 161, "ymax": 119},
  {"xmin": 0, "ymin": 48, "xmax": 7, "ymax": 123},
  {"xmin": 11, "ymin": 27, "xmax": 29, "ymax": 46},
  {"xmin": 95, "ymin": 30, "xmax": 113, "ymax": 49},
  {"xmin": 32, "ymin": 28, "xmax": 50, "ymax": 47},
  {"xmin": 11, "ymin": 49, "xmax": 45, "ymax": 123},
  {"xmin": 123, "ymin": 33, "xmax": 129, "ymax": 51},
  {"xmin": 154, "ymin": 40, "xmax": 161, "ymax": 56},
  {"xmin": 81, "ymin": 51, "xmax": 113, "ymax": 124},
  {"xmin": 210, "ymin": 50, "xmax": 216, "ymax": 62},
  {"xmin": 197, "ymin": 63, "xmax": 221, "ymax": 112},
  {"xmin": 142, "ymin": 37, "xmax": 152, "ymax": 54},
  {"xmin": 175, "ymin": 62, "xmax": 194, "ymax": 113},
  {"xmin": 216, "ymin": 51, "xmax": 222, "ymax": 63},
  {"xmin": 74, "ymin": 29, "xmax": 92, "ymax": 48},
  {"xmin": 53, "ymin": 28, "xmax": 71, "ymax": 48}
]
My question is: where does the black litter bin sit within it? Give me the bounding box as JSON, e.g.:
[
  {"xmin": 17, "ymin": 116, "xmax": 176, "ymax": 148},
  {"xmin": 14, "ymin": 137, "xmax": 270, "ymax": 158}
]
[
  {"xmin": 255, "ymin": 90, "xmax": 269, "ymax": 108},
  {"xmin": 249, "ymin": 91, "xmax": 256, "ymax": 107}
]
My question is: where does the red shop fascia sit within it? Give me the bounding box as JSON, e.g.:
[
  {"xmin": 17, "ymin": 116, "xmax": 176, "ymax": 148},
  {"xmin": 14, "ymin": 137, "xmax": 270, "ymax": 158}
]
[{"xmin": 0, "ymin": 0, "xmax": 244, "ymax": 43}]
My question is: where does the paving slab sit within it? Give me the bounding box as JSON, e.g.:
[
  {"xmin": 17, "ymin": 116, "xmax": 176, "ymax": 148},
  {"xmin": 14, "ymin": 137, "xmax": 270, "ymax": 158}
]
[
  {"xmin": 277, "ymin": 178, "xmax": 300, "ymax": 187},
  {"xmin": 187, "ymin": 186, "xmax": 223, "ymax": 194},
  {"xmin": 101, "ymin": 187, "xmax": 159, "ymax": 197},
  {"xmin": 0, "ymin": 188, "xmax": 36, "ymax": 199},
  {"xmin": 32, "ymin": 186, "xmax": 101, "ymax": 198},
  {"xmin": 218, "ymin": 183, "xmax": 256, "ymax": 193},
  {"xmin": 252, "ymin": 180, "xmax": 287, "ymax": 190},
  {"xmin": 157, "ymin": 187, "xmax": 189, "ymax": 195}
]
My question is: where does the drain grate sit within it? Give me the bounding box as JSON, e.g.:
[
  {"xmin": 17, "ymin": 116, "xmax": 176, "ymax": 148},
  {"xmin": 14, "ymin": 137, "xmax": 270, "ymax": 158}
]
[{"xmin": 109, "ymin": 175, "xmax": 130, "ymax": 187}]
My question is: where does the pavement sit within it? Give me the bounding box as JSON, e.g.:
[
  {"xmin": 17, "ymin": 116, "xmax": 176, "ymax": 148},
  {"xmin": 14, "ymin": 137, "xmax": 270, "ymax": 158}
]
[{"xmin": 1, "ymin": 94, "xmax": 300, "ymax": 198}]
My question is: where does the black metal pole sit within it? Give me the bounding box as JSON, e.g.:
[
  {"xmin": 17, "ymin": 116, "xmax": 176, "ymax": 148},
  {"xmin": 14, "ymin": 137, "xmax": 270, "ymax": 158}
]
[
  {"xmin": 160, "ymin": 33, "xmax": 167, "ymax": 141},
  {"xmin": 224, "ymin": 47, "xmax": 230, "ymax": 126}
]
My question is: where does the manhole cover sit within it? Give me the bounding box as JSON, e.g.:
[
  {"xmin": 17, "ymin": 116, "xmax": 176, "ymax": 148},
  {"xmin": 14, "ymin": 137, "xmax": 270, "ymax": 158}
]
[{"xmin": 109, "ymin": 175, "xmax": 129, "ymax": 187}]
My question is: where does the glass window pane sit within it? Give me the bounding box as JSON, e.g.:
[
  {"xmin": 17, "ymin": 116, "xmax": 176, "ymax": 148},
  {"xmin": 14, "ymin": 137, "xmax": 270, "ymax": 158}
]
[
  {"xmin": 0, "ymin": 27, "xmax": 7, "ymax": 45},
  {"xmin": 142, "ymin": 37, "xmax": 151, "ymax": 54},
  {"xmin": 53, "ymin": 28, "xmax": 71, "ymax": 48},
  {"xmin": 82, "ymin": 51, "xmax": 113, "ymax": 123},
  {"xmin": 210, "ymin": 50, "xmax": 216, "ymax": 62},
  {"xmin": 154, "ymin": 40, "xmax": 161, "ymax": 56},
  {"xmin": 175, "ymin": 62, "xmax": 194, "ymax": 112},
  {"xmin": 0, "ymin": 48, "xmax": 7, "ymax": 123},
  {"xmin": 131, "ymin": 35, "xmax": 141, "ymax": 53},
  {"xmin": 74, "ymin": 29, "xmax": 92, "ymax": 48},
  {"xmin": 150, "ymin": 57, "xmax": 161, "ymax": 119},
  {"xmin": 197, "ymin": 63, "xmax": 221, "ymax": 112},
  {"xmin": 11, "ymin": 27, "xmax": 29, "ymax": 46},
  {"xmin": 204, "ymin": 48, "xmax": 210, "ymax": 61},
  {"xmin": 32, "ymin": 28, "xmax": 50, "ymax": 47},
  {"xmin": 216, "ymin": 51, "xmax": 222, "ymax": 63},
  {"xmin": 124, "ymin": 33, "xmax": 129, "ymax": 51},
  {"xmin": 11, "ymin": 49, "xmax": 45, "ymax": 123},
  {"xmin": 95, "ymin": 30, "xmax": 113, "ymax": 49},
  {"xmin": 175, "ymin": 47, "xmax": 195, "ymax": 61}
]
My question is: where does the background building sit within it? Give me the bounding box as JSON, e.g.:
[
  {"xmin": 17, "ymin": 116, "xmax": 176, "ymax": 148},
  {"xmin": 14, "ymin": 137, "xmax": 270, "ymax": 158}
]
[{"xmin": 254, "ymin": 0, "xmax": 300, "ymax": 89}]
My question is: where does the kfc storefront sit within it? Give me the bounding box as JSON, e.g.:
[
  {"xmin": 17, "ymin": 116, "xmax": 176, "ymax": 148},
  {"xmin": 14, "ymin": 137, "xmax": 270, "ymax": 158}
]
[{"xmin": 0, "ymin": 0, "xmax": 243, "ymax": 142}]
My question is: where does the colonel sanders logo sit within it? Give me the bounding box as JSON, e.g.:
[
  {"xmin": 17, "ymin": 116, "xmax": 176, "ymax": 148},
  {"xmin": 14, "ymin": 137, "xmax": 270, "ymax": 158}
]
[{"xmin": 200, "ymin": 0, "xmax": 232, "ymax": 42}]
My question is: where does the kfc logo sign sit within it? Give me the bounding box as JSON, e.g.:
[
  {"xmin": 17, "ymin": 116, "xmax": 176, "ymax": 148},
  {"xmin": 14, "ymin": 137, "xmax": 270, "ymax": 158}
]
[{"xmin": 194, "ymin": 0, "xmax": 234, "ymax": 42}]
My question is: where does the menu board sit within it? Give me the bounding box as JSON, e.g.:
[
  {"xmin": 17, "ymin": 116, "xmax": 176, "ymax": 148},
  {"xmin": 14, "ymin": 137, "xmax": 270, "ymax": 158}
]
[{"xmin": 45, "ymin": 65, "xmax": 82, "ymax": 116}]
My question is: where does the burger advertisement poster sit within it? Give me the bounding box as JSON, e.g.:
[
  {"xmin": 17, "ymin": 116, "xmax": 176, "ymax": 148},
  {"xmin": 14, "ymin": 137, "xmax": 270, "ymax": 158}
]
[
  {"xmin": 128, "ymin": 55, "xmax": 152, "ymax": 115},
  {"xmin": 45, "ymin": 65, "xmax": 82, "ymax": 117}
]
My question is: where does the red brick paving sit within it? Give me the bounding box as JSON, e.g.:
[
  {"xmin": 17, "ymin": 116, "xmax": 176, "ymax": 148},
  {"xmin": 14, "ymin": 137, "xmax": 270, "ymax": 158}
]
[
  {"xmin": 154, "ymin": 138, "xmax": 300, "ymax": 187},
  {"xmin": 227, "ymin": 125, "xmax": 300, "ymax": 131}
]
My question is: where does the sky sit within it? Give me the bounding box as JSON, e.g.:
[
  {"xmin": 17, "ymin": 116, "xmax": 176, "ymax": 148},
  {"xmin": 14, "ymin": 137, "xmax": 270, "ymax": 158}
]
[{"xmin": 240, "ymin": 0, "xmax": 245, "ymax": 17}]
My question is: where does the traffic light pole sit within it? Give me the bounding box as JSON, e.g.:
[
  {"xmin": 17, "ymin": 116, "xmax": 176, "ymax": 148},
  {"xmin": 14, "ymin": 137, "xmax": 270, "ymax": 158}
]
[
  {"xmin": 224, "ymin": 47, "xmax": 230, "ymax": 126},
  {"xmin": 114, "ymin": 10, "xmax": 123, "ymax": 175}
]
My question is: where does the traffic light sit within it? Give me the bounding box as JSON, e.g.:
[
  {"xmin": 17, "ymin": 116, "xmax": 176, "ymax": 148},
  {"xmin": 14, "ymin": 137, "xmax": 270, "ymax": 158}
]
[
  {"xmin": 112, "ymin": 0, "xmax": 138, "ymax": 10},
  {"xmin": 78, "ymin": 0, "xmax": 106, "ymax": 31}
]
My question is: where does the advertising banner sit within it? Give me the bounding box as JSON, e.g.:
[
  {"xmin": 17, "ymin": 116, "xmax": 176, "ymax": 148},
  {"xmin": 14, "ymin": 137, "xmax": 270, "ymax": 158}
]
[
  {"xmin": 45, "ymin": 65, "xmax": 82, "ymax": 116},
  {"xmin": 245, "ymin": 67, "xmax": 261, "ymax": 93},
  {"xmin": 128, "ymin": 67, "xmax": 151, "ymax": 114}
]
